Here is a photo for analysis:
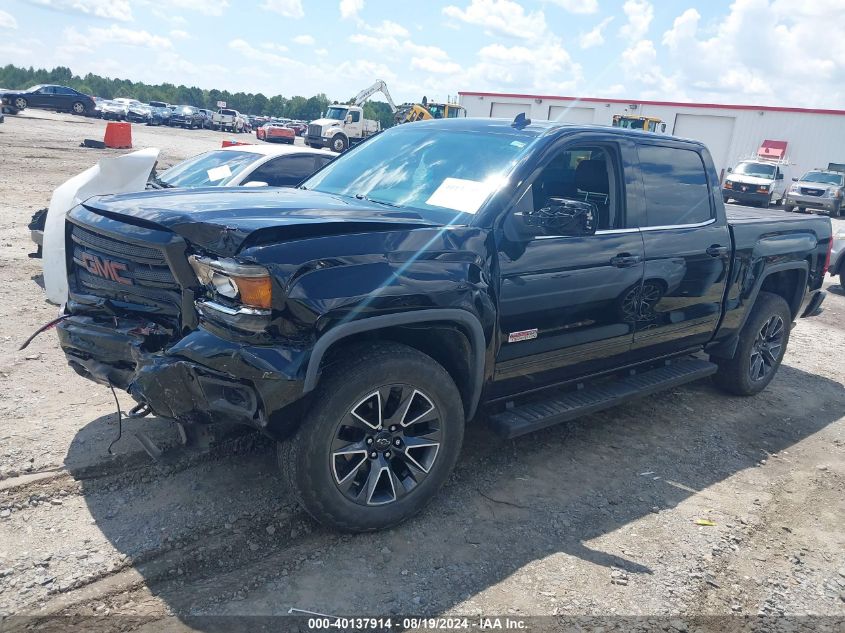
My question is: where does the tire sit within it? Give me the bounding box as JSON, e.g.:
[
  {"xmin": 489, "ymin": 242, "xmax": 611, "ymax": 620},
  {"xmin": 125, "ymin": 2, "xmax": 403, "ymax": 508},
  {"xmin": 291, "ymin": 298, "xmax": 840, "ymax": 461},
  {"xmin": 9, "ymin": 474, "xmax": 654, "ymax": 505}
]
[
  {"xmin": 711, "ymin": 291, "xmax": 791, "ymax": 397},
  {"xmin": 14, "ymin": 97, "xmax": 27, "ymax": 110},
  {"xmin": 783, "ymin": 203, "xmax": 794, "ymax": 212},
  {"xmin": 798, "ymin": 207, "xmax": 806, "ymax": 213},
  {"xmin": 71, "ymin": 101, "xmax": 86, "ymax": 115},
  {"xmin": 278, "ymin": 342, "xmax": 465, "ymax": 532},
  {"xmin": 723, "ymin": 196, "xmax": 730, "ymax": 204},
  {"xmin": 330, "ymin": 134, "xmax": 348, "ymax": 153}
]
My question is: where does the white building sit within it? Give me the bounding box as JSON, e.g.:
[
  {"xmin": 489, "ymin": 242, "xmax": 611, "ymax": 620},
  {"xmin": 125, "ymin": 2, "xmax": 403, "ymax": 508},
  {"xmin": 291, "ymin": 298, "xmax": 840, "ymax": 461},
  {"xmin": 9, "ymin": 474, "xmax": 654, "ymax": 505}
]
[{"xmin": 458, "ymin": 91, "xmax": 845, "ymax": 181}]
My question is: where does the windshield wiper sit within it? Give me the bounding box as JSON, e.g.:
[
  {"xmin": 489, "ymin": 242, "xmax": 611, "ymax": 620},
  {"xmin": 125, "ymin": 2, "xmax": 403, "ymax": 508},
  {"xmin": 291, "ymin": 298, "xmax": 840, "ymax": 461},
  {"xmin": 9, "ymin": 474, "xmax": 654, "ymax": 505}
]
[
  {"xmin": 148, "ymin": 175, "xmax": 174, "ymax": 189},
  {"xmin": 354, "ymin": 193, "xmax": 402, "ymax": 209}
]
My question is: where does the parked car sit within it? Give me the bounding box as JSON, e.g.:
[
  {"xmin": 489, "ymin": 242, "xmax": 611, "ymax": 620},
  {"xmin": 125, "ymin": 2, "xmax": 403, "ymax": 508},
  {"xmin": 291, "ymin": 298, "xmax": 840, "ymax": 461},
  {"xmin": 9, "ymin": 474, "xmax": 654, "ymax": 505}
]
[
  {"xmin": 722, "ymin": 159, "xmax": 788, "ymax": 208},
  {"xmin": 287, "ymin": 121, "xmax": 307, "ymax": 136},
  {"xmin": 169, "ymin": 105, "xmax": 205, "ymax": 129},
  {"xmin": 256, "ymin": 122, "xmax": 296, "ymax": 144},
  {"xmin": 126, "ymin": 102, "xmax": 152, "ymax": 124},
  {"xmin": 147, "ymin": 101, "xmax": 172, "ymax": 126},
  {"xmin": 98, "ymin": 100, "xmax": 127, "ymax": 121},
  {"xmin": 28, "ymin": 144, "xmax": 335, "ymax": 257},
  {"xmin": 784, "ymin": 167, "xmax": 845, "ymax": 216},
  {"xmin": 53, "ymin": 119, "xmax": 830, "ymax": 532},
  {"xmin": 211, "ymin": 108, "xmax": 244, "ymax": 132},
  {"xmin": 0, "ymin": 84, "xmax": 95, "ymax": 115},
  {"xmin": 198, "ymin": 108, "xmax": 215, "ymax": 128}
]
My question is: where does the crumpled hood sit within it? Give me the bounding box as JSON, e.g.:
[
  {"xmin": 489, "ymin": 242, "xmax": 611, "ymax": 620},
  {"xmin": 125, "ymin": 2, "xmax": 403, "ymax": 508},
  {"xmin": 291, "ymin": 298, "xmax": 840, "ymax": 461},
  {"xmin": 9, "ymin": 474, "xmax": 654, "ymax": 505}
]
[{"xmin": 82, "ymin": 187, "xmax": 437, "ymax": 256}]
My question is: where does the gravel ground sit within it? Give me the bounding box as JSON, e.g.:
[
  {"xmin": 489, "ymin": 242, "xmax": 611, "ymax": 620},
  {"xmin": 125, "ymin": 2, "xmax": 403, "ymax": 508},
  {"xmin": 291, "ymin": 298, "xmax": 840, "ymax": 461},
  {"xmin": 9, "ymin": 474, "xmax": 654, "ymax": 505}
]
[{"xmin": 0, "ymin": 111, "xmax": 843, "ymax": 630}]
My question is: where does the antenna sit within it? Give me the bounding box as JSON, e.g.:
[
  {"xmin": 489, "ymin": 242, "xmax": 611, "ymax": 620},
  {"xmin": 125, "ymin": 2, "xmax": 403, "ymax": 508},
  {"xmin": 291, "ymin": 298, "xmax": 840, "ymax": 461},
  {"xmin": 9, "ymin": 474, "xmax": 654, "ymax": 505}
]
[{"xmin": 512, "ymin": 112, "xmax": 531, "ymax": 129}]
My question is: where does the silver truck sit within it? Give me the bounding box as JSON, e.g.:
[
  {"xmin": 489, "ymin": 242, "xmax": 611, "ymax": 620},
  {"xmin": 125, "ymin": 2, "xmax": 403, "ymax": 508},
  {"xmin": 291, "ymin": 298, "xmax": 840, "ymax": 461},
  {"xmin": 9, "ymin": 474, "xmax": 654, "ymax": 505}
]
[{"xmin": 784, "ymin": 164, "xmax": 845, "ymax": 216}]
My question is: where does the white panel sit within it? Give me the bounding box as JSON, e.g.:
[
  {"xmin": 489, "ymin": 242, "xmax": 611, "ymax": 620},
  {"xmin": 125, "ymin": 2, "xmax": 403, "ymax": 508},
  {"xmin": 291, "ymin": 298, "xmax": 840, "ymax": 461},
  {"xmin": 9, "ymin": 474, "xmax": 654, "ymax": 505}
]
[
  {"xmin": 672, "ymin": 114, "xmax": 736, "ymax": 175},
  {"xmin": 490, "ymin": 102, "xmax": 532, "ymax": 118},
  {"xmin": 548, "ymin": 105, "xmax": 594, "ymax": 124}
]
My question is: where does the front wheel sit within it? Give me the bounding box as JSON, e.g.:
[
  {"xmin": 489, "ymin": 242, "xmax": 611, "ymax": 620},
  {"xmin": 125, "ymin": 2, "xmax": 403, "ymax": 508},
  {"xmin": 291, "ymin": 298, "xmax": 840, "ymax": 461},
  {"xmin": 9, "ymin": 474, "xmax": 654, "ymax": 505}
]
[
  {"xmin": 14, "ymin": 97, "xmax": 27, "ymax": 110},
  {"xmin": 783, "ymin": 203, "xmax": 794, "ymax": 212},
  {"xmin": 711, "ymin": 291, "xmax": 791, "ymax": 396},
  {"xmin": 330, "ymin": 134, "xmax": 348, "ymax": 153},
  {"xmin": 278, "ymin": 342, "xmax": 464, "ymax": 532}
]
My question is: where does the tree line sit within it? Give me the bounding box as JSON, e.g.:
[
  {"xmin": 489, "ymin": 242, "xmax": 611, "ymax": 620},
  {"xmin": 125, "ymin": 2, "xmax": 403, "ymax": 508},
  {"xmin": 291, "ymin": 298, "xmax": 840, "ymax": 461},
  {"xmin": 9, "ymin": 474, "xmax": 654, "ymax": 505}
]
[{"xmin": 0, "ymin": 64, "xmax": 397, "ymax": 128}]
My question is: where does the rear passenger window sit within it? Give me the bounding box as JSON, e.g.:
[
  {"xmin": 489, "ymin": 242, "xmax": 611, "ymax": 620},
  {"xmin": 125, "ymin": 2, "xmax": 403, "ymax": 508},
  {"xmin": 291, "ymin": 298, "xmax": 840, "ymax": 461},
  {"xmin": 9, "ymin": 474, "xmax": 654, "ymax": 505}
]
[{"xmin": 638, "ymin": 145, "xmax": 712, "ymax": 226}]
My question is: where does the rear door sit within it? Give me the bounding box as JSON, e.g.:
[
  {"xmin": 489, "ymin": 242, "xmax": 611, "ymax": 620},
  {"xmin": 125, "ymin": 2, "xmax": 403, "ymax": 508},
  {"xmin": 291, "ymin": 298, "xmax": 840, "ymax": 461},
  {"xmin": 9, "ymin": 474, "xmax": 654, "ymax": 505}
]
[{"xmin": 629, "ymin": 142, "xmax": 731, "ymax": 357}]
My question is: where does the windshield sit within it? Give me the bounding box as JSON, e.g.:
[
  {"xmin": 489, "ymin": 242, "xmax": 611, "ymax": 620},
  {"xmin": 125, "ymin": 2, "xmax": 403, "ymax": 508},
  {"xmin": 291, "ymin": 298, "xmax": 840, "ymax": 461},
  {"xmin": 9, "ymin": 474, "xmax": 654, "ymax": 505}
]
[
  {"xmin": 325, "ymin": 106, "xmax": 348, "ymax": 120},
  {"xmin": 302, "ymin": 124, "xmax": 536, "ymax": 222},
  {"xmin": 26, "ymin": 85, "xmax": 45, "ymax": 93},
  {"xmin": 801, "ymin": 171, "xmax": 844, "ymax": 185},
  {"xmin": 734, "ymin": 162, "xmax": 776, "ymax": 178},
  {"xmin": 158, "ymin": 150, "xmax": 258, "ymax": 187}
]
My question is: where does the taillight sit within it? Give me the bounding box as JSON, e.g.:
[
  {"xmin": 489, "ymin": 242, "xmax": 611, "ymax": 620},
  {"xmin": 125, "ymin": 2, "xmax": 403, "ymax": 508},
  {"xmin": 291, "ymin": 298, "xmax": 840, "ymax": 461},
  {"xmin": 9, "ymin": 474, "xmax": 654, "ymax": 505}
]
[{"xmin": 822, "ymin": 236, "xmax": 833, "ymax": 275}]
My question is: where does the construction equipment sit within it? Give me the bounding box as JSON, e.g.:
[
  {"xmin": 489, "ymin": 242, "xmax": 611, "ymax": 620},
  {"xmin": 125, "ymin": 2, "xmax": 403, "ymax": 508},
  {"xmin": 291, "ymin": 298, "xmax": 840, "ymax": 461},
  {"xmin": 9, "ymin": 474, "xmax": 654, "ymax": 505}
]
[
  {"xmin": 395, "ymin": 97, "xmax": 466, "ymax": 125},
  {"xmin": 353, "ymin": 80, "xmax": 397, "ymax": 112},
  {"xmin": 612, "ymin": 114, "xmax": 665, "ymax": 133}
]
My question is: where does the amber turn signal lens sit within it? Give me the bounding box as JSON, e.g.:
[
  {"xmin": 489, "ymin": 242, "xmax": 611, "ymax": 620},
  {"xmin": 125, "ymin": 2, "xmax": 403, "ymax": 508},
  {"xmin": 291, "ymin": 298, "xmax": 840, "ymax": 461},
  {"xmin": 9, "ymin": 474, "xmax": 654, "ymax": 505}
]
[{"xmin": 233, "ymin": 275, "xmax": 272, "ymax": 309}]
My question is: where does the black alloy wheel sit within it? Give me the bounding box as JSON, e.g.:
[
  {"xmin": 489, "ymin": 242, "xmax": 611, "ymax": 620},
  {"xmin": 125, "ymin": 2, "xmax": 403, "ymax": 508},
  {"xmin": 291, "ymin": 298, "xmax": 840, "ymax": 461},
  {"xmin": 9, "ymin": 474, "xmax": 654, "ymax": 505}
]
[
  {"xmin": 331, "ymin": 385, "xmax": 442, "ymax": 506},
  {"xmin": 748, "ymin": 314, "xmax": 785, "ymax": 383}
]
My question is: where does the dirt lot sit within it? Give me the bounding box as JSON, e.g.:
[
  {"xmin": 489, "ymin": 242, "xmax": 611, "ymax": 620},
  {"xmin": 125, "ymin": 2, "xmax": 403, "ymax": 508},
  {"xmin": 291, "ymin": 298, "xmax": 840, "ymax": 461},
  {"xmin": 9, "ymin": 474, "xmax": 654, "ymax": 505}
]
[{"xmin": 0, "ymin": 111, "xmax": 843, "ymax": 630}]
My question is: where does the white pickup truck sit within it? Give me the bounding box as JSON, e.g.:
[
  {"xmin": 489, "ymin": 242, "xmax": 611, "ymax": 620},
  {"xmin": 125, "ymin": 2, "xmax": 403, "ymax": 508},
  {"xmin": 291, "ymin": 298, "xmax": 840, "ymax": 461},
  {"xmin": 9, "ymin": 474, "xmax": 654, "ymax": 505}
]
[
  {"xmin": 306, "ymin": 104, "xmax": 380, "ymax": 153},
  {"xmin": 212, "ymin": 108, "xmax": 244, "ymax": 133}
]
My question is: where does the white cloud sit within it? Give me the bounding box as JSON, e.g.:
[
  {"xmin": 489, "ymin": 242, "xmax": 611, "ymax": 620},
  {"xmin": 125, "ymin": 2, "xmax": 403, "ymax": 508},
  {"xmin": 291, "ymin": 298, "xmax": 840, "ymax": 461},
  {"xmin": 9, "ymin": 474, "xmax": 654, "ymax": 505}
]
[
  {"xmin": 339, "ymin": 0, "xmax": 363, "ymax": 20},
  {"xmin": 315, "ymin": 48, "xmax": 329, "ymax": 57},
  {"xmin": 443, "ymin": 0, "xmax": 546, "ymax": 40},
  {"xmin": 23, "ymin": 0, "xmax": 132, "ymax": 21},
  {"xmin": 657, "ymin": 0, "xmax": 845, "ymax": 106},
  {"xmin": 169, "ymin": 0, "xmax": 229, "ymax": 16},
  {"xmin": 169, "ymin": 29, "xmax": 190, "ymax": 40},
  {"xmin": 579, "ymin": 16, "xmax": 613, "ymax": 49},
  {"xmin": 293, "ymin": 34, "xmax": 316, "ymax": 46},
  {"xmin": 260, "ymin": 0, "xmax": 304, "ymax": 18},
  {"xmin": 411, "ymin": 58, "xmax": 462, "ymax": 75},
  {"xmin": 366, "ymin": 19, "xmax": 409, "ymax": 38},
  {"xmin": 548, "ymin": 0, "xmax": 598, "ymax": 14},
  {"xmin": 88, "ymin": 24, "xmax": 173, "ymax": 49},
  {"xmin": 261, "ymin": 42, "xmax": 289, "ymax": 52},
  {"xmin": 619, "ymin": 0, "xmax": 653, "ymax": 41},
  {"xmin": 0, "ymin": 10, "xmax": 18, "ymax": 29}
]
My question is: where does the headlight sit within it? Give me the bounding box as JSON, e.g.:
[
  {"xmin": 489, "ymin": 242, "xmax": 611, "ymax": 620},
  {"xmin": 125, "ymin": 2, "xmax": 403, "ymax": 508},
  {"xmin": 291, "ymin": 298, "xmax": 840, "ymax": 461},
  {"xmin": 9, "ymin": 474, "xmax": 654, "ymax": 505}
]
[
  {"xmin": 188, "ymin": 255, "xmax": 272, "ymax": 309},
  {"xmin": 757, "ymin": 185, "xmax": 770, "ymax": 193},
  {"xmin": 789, "ymin": 184, "xmax": 800, "ymax": 192},
  {"xmin": 723, "ymin": 180, "xmax": 733, "ymax": 189}
]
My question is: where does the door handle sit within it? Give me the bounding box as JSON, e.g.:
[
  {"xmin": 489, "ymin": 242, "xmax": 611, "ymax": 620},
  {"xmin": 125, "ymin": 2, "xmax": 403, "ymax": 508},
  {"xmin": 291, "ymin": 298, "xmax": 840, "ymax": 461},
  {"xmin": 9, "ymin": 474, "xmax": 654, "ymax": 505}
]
[
  {"xmin": 706, "ymin": 244, "xmax": 729, "ymax": 257},
  {"xmin": 610, "ymin": 253, "xmax": 643, "ymax": 268}
]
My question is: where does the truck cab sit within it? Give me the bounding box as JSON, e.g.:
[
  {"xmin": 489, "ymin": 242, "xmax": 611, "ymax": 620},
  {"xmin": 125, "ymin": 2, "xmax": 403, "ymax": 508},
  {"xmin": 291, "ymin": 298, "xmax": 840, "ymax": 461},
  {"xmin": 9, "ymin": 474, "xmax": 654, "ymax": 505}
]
[{"xmin": 306, "ymin": 105, "xmax": 380, "ymax": 153}]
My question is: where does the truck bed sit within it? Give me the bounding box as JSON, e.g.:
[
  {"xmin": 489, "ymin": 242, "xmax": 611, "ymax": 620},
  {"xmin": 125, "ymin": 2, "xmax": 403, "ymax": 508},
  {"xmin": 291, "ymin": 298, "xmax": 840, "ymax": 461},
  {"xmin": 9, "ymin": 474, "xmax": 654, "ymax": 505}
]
[
  {"xmin": 726, "ymin": 204, "xmax": 832, "ymax": 258},
  {"xmin": 725, "ymin": 205, "xmax": 828, "ymax": 225}
]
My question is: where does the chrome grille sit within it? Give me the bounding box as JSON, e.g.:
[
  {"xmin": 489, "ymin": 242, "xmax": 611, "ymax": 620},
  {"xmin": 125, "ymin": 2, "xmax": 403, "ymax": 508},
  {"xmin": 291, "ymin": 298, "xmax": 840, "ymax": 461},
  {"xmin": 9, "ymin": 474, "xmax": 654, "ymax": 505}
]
[
  {"xmin": 800, "ymin": 187, "xmax": 825, "ymax": 197},
  {"xmin": 308, "ymin": 123, "xmax": 322, "ymax": 137}
]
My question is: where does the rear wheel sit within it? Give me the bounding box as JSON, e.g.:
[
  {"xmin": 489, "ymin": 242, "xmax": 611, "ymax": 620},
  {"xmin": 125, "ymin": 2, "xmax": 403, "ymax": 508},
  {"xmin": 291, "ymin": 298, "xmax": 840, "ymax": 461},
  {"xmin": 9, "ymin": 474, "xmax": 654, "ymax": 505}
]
[
  {"xmin": 711, "ymin": 291, "xmax": 791, "ymax": 396},
  {"xmin": 278, "ymin": 342, "xmax": 464, "ymax": 532},
  {"xmin": 783, "ymin": 203, "xmax": 794, "ymax": 212},
  {"xmin": 71, "ymin": 101, "xmax": 86, "ymax": 115}
]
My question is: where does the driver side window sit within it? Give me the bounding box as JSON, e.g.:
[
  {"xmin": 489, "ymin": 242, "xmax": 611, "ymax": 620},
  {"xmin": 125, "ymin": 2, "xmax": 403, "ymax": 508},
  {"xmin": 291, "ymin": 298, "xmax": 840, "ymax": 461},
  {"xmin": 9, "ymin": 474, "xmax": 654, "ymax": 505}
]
[
  {"xmin": 530, "ymin": 145, "xmax": 622, "ymax": 230},
  {"xmin": 350, "ymin": 111, "xmax": 361, "ymax": 123}
]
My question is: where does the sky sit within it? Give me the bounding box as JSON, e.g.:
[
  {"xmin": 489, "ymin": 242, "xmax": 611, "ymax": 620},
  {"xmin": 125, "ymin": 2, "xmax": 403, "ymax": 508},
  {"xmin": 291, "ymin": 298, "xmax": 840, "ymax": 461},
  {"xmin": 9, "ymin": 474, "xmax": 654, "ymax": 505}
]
[{"xmin": 0, "ymin": 0, "xmax": 843, "ymax": 107}]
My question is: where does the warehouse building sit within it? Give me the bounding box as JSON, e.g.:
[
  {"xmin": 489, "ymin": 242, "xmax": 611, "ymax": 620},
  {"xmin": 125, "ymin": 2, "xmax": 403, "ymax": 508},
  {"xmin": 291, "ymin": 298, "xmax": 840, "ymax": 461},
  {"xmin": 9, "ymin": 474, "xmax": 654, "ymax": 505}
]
[{"xmin": 458, "ymin": 91, "xmax": 845, "ymax": 181}]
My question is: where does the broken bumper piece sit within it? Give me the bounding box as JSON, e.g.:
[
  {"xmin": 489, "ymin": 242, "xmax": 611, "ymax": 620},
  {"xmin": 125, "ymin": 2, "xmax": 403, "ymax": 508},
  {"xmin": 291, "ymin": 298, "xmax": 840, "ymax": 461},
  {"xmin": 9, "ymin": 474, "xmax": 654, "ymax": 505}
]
[{"xmin": 57, "ymin": 316, "xmax": 308, "ymax": 430}]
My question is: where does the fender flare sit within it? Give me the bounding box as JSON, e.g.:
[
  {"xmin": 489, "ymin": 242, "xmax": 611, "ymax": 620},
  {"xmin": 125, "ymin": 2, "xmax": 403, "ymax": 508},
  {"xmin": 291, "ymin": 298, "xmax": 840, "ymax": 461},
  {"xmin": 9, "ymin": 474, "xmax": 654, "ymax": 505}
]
[
  {"xmin": 709, "ymin": 260, "xmax": 809, "ymax": 359},
  {"xmin": 303, "ymin": 309, "xmax": 486, "ymax": 420}
]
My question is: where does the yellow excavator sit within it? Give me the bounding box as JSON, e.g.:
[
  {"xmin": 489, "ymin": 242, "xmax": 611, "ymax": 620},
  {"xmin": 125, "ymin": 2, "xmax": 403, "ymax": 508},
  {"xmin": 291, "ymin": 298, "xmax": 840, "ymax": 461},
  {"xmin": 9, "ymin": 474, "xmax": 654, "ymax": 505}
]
[
  {"xmin": 395, "ymin": 97, "xmax": 466, "ymax": 125},
  {"xmin": 612, "ymin": 114, "xmax": 666, "ymax": 133}
]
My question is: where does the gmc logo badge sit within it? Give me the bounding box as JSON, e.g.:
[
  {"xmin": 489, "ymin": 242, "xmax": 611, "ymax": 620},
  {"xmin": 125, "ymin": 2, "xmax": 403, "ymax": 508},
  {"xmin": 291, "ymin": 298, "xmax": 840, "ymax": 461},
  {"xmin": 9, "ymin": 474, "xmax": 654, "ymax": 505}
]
[{"xmin": 80, "ymin": 253, "xmax": 132, "ymax": 285}]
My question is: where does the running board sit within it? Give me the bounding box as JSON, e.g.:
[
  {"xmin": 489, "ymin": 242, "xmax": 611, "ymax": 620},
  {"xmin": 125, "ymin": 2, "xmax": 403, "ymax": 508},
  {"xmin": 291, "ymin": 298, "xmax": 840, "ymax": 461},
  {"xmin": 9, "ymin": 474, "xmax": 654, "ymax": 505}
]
[{"xmin": 489, "ymin": 358, "xmax": 718, "ymax": 440}]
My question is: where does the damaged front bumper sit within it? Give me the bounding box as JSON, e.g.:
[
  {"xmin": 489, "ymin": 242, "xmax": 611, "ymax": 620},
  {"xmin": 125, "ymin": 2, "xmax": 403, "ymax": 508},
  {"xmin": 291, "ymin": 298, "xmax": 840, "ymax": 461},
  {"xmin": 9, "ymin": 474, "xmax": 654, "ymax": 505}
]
[{"xmin": 57, "ymin": 315, "xmax": 309, "ymax": 432}]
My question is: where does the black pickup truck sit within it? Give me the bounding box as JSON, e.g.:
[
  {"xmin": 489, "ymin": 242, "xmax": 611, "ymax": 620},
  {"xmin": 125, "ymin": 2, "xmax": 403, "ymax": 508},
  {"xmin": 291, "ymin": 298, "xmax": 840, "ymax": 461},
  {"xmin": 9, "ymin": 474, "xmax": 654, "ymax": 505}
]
[{"xmin": 56, "ymin": 118, "xmax": 831, "ymax": 531}]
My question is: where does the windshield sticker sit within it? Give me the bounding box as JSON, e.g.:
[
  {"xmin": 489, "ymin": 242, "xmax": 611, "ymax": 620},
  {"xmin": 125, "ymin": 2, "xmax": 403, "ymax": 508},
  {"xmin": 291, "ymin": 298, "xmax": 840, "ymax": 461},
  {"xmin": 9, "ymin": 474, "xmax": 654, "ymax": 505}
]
[
  {"xmin": 207, "ymin": 164, "xmax": 232, "ymax": 182},
  {"xmin": 425, "ymin": 178, "xmax": 494, "ymax": 214}
]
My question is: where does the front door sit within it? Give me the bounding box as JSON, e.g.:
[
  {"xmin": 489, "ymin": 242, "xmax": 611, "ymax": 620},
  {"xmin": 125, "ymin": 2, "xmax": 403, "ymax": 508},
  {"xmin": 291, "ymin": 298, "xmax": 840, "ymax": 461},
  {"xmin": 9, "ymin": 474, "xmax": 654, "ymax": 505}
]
[
  {"xmin": 629, "ymin": 142, "xmax": 731, "ymax": 357},
  {"xmin": 493, "ymin": 140, "xmax": 645, "ymax": 398}
]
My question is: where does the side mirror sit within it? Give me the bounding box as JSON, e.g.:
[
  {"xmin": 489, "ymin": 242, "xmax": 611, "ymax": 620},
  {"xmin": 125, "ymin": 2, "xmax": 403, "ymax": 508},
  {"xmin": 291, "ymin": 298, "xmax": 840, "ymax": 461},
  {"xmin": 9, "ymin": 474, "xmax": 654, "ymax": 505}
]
[
  {"xmin": 522, "ymin": 198, "xmax": 597, "ymax": 237},
  {"xmin": 243, "ymin": 181, "xmax": 268, "ymax": 187},
  {"xmin": 777, "ymin": 173, "xmax": 784, "ymax": 180},
  {"xmin": 726, "ymin": 167, "xmax": 732, "ymax": 173},
  {"xmin": 792, "ymin": 177, "xmax": 798, "ymax": 181},
  {"xmin": 345, "ymin": 115, "xmax": 352, "ymax": 123}
]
